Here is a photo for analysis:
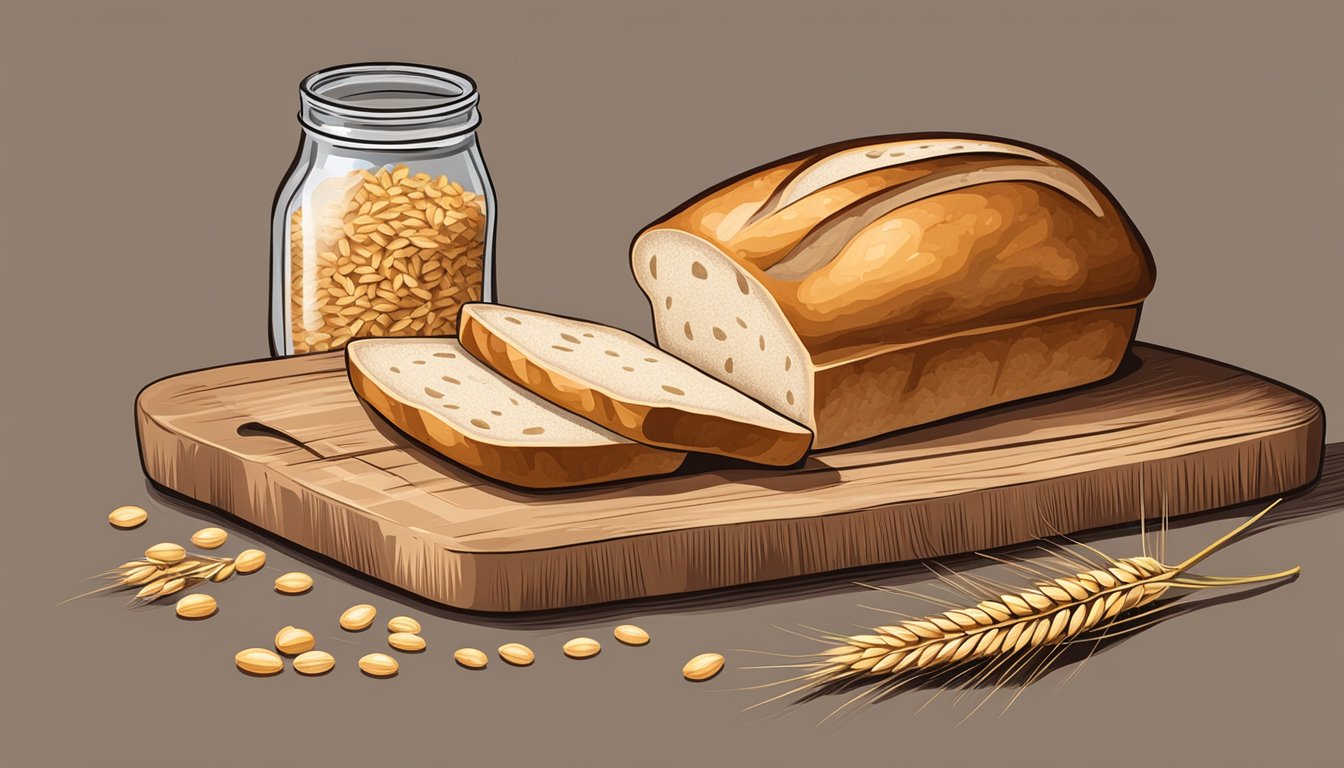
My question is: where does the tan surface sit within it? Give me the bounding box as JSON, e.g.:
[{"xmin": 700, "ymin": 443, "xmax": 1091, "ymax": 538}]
[
  {"xmin": 136, "ymin": 344, "xmax": 1323, "ymax": 610},
  {"xmin": 3, "ymin": 2, "xmax": 1341, "ymax": 767}
]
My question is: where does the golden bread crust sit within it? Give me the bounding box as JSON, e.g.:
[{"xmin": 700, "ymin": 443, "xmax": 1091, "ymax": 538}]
[{"xmin": 645, "ymin": 135, "xmax": 1154, "ymax": 358}]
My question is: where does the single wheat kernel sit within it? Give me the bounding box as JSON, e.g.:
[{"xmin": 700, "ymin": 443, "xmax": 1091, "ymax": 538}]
[
  {"xmin": 498, "ymin": 643, "xmax": 535, "ymax": 666},
  {"xmin": 682, "ymin": 653, "xmax": 725, "ymax": 681},
  {"xmin": 235, "ymin": 648, "xmax": 283, "ymax": 676},
  {"xmin": 158, "ymin": 577, "xmax": 186, "ymax": 597},
  {"xmin": 145, "ymin": 542, "xmax": 186, "ymax": 564},
  {"xmin": 359, "ymin": 653, "xmax": 399, "ymax": 677},
  {"xmin": 108, "ymin": 505, "xmax": 148, "ymax": 529},
  {"xmin": 234, "ymin": 549, "xmax": 266, "ymax": 574},
  {"xmin": 190, "ymin": 527, "xmax": 228, "ymax": 549},
  {"xmin": 274, "ymin": 572, "xmax": 313, "ymax": 594},
  {"xmin": 562, "ymin": 637, "xmax": 601, "ymax": 659},
  {"xmin": 174, "ymin": 593, "xmax": 217, "ymax": 619},
  {"xmin": 120, "ymin": 565, "xmax": 159, "ymax": 585},
  {"xmin": 340, "ymin": 604, "xmax": 377, "ymax": 631},
  {"xmin": 212, "ymin": 562, "xmax": 236, "ymax": 582},
  {"xmin": 293, "ymin": 650, "xmax": 335, "ymax": 676},
  {"xmin": 388, "ymin": 633, "xmax": 426, "ymax": 652},
  {"xmin": 387, "ymin": 616, "xmax": 421, "ymax": 634},
  {"xmin": 613, "ymin": 625, "xmax": 650, "ymax": 646},
  {"xmin": 454, "ymin": 648, "xmax": 488, "ymax": 669},
  {"xmin": 274, "ymin": 626, "xmax": 316, "ymax": 655}
]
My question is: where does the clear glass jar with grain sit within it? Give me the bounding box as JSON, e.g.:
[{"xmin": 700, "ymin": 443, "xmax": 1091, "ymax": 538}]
[{"xmin": 271, "ymin": 63, "xmax": 496, "ymax": 355}]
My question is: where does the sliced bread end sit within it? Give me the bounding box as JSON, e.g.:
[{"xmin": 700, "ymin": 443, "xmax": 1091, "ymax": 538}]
[
  {"xmin": 346, "ymin": 338, "xmax": 685, "ymax": 489},
  {"xmin": 458, "ymin": 304, "xmax": 813, "ymax": 467}
]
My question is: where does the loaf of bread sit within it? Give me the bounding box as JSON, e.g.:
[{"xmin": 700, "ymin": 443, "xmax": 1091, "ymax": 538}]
[
  {"xmin": 346, "ymin": 339, "xmax": 685, "ymax": 488},
  {"xmin": 458, "ymin": 303, "xmax": 812, "ymax": 466},
  {"xmin": 632, "ymin": 135, "xmax": 1155, "ymax": 449}
]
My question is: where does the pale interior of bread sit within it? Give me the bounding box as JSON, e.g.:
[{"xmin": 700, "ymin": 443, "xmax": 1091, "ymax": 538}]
[
  {"xmin": 466, "ymin": 303, "xmax": 808, "ymax": 435},
  {"xmin": 348, "ymin": 339, "xmax": 632, "ymax": 447},
  {"xmin": 632, "ymin": 229, "xmax": 812, "ymax": 428}
]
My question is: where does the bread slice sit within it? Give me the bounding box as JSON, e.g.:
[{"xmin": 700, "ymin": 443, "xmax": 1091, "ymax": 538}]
[
  {"xmin": 457, "ymin": 303, "xmax": 813, "ymax": 466},
  {"xmin": 346, "ymin": 338, "xmax": 685, "ymax": 489}
]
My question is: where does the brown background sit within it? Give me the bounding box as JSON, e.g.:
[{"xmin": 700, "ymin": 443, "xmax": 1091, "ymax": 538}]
[{"xmin": 1, "ymin": 1, "xmax": 1341, "ymax": 766}]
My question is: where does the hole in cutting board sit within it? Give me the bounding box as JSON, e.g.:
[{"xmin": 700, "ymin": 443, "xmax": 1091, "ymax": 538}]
[{"xmin": 236, "ymin": 421, "xmax": 324, "ymax": 458}]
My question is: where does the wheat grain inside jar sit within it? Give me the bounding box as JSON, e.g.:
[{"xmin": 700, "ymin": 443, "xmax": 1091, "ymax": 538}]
[{"xmin": 271, "ymin": 63, "xmax": 496, "ymax": 354}]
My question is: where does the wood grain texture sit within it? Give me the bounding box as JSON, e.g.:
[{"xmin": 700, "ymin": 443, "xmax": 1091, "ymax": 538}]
[{"xmin": 135, "ymin": 345, "xmax": 1324, "ymax": 611}]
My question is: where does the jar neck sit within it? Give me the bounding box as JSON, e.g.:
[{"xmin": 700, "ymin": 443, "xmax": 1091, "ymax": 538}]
[
  {"xmin": 303, "ymin": 132, "xmax": 479, "ymax": 167},
  {"xmin": 299, "ymin": 63, "xmax": 481, "ymax": 150}
]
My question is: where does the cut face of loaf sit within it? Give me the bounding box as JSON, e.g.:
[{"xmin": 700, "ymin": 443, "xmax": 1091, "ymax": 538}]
[
  {"xmin": 634, "ymin": 232, "xmax": 816, "ymax": 429},
  {"xmin": 457, "ymin": 303, "xmax": 812, "ymax": 466},
  {"xmin": 346, "ymin": 339, "xmax": 685, "ymax": 488},
  {"xmin": 633, "ymin": 135, "xmax": 1155, "ymax": 449}
]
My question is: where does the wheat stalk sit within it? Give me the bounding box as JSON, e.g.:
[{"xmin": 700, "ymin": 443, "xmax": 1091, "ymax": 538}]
[
  {"xmin": 63, "ymin": 553, "xmax": 237, "ymax": 605},
  {"xmin": 751, "ymin": 500, "xmax": 1299, "ymax": 717},
  {"xmin": 119, "ymin": 554, "xmax": 235, "ymax": 602}
]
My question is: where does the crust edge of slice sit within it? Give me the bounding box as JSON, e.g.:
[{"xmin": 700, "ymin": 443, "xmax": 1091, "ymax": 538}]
[
  {"xmin": 458, "ymin": 306, "xmax": 813, "ymax": 467},
  {"xmin": 345, "ymin": 341, "xmax": 686, "ymax": 490}
]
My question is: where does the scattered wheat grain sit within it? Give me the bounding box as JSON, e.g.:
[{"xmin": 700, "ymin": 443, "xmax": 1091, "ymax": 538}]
[
  {"xmin": 388, "ymin": 633, "xmax": 426, "ymax": 652},
  {"xmin": 190, "ymin": 527, "xmax": 228, "ymax": 549},
  {"xmin": 274, "ymin": 572, "xmax": 313, "ymax": 595},
  {"xmin": 234, "ymin": 549, "xmax": 266, "ymax": 574},
  {"xmin": 108, "ymin": 505, "xmax": 147, "ymax": 529},
  {"xmin": 387, "ymin": 616, "xmax": 421, "ymax": 634},
  {"xmin": 682, "ymin": 653, "xmax": 725, "ymax": 681},
  {"xmin": 614, "ymin": 625, "xmax": 650, "ymax": 646},
  {"xmin": 175, "ymin": 593, "xmax": 217, "ymax": 619},
  {"xmin": 340, "ymin": 604, "xmax": 376, "ymax": 631},
  {"xmin": 145, "ymin": 542, "xmax": 186, "ymax": 564},
  {"xmin": 562, "ymin": 637, "xmax": 601, "ymax": 659},
  {"xmin": 293, "ymin": 650, "xmax": 335, "ymax": 675},
  {"xmin": 236, "ymin": 648, "xmax": 283, "ymax": 676},
  {"xmin": 498, "ymin": 643, "xmax": 534, "ymax": 666},
  {"xmin": 274, "ymin": 626, "xmax": 316, "ymax": 655},
  {"xmin": 454, "ymin": 648, "xmax": 488, "ymax": 669},
  {"xmin": 359, "ymin": 653, "xmax": 399, "ymax": 677}
]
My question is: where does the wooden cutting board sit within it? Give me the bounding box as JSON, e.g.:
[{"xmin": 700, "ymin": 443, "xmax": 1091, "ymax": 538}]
[{"xmin": 135, "ymin": 344, "xmax": 1324, "ymax": 612}]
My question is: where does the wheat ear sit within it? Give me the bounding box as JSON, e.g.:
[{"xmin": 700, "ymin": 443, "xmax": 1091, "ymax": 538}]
[
  {"xmin": 767, "ymin": 500, "xmax": 1297, "ymax": 699},
  {"xmin": 123, "ymin": 554, "xmax": 235, "ymax": 602},
  {"xmin": 64, "ymin": 553, "xmax": 237, "ymax": 605}
]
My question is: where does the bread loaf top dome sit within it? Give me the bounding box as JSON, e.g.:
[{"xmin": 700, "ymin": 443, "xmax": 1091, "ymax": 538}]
[{"xmin": 635, "ymin": 134, "xmax": 1155, "ymax": 363}]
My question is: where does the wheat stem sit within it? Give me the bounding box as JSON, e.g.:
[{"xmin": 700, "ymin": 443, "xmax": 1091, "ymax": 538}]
[
  {"xmin": 1174, "ymin": 498, "xmax": 1282, "ymax": 571},
  {"xmin": 1166, "ymin": 566, "xmax": 1300, "ymax": 588}
]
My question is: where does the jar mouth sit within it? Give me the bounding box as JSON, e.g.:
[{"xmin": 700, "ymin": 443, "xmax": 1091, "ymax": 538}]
[{"xmin": 299, "ymin": 63, "xmax": 481, "ymax": 147}]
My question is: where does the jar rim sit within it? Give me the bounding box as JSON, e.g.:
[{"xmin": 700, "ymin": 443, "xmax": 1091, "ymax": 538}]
[{"xmin": 301, "ymin": 62, "xmax": 479, "ymax": 119}]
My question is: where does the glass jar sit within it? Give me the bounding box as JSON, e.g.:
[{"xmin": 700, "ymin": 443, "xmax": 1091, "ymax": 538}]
[{"xmin": 270, "ymin": 63, "xmax": 496, "ymax": 355}]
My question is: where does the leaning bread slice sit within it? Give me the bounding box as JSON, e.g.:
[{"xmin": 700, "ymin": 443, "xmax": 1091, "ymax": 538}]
[
  {"xmin": 346, "ymin": 338, "xmax": 685, "ymax": 489},
  {"xmin": 457, "ymin": 303, "xmax": 813, "ymax": 466}
]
